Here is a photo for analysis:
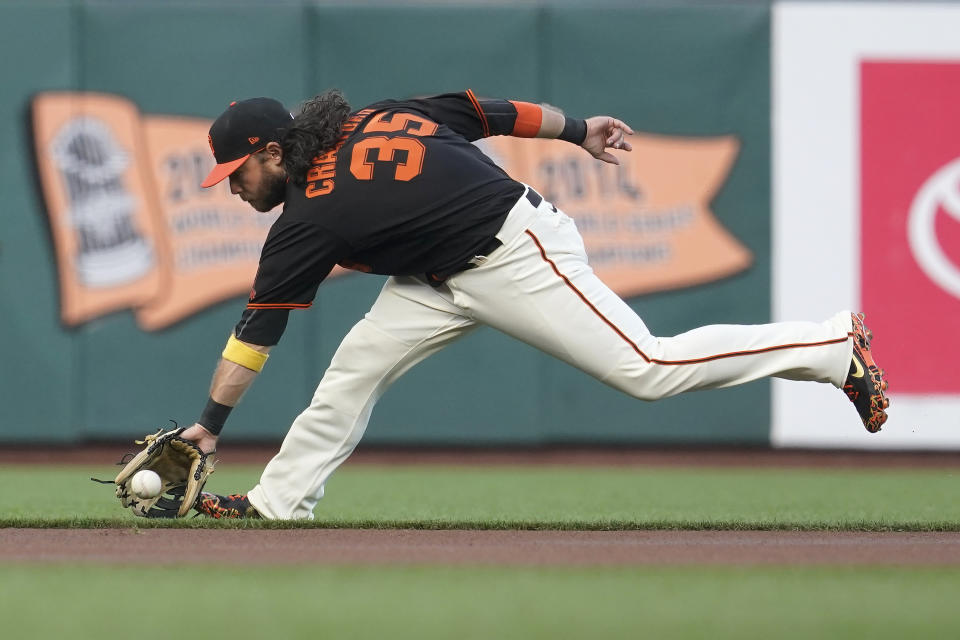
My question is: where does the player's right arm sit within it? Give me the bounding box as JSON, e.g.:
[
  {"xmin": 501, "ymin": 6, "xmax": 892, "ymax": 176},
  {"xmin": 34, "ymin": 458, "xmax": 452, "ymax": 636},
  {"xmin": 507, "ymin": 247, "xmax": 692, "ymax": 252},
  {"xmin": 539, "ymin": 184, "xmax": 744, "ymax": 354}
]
[
  {"xmin": 404, "ymin": 90, "xmax": 634, "ymax": 164},
  {"xmin": 536, "ymin": 108, "xmax": 635, "ymax": 164}
]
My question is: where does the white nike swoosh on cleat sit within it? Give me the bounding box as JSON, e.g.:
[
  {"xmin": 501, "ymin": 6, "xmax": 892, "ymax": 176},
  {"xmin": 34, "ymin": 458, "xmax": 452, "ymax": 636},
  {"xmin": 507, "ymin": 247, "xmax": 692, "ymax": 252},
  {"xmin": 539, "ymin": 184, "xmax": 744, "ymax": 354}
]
[{"xmin": 851, "ymin": 356, "xmax": 865, "ymax": 379}]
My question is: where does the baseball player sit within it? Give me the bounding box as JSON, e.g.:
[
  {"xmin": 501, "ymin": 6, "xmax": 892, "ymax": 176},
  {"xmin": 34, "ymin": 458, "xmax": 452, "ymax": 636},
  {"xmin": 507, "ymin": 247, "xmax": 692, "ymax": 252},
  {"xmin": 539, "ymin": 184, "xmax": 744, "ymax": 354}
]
[{"xmin": 182, "ymin": 90, "xmax": 888, "ymax": 519}]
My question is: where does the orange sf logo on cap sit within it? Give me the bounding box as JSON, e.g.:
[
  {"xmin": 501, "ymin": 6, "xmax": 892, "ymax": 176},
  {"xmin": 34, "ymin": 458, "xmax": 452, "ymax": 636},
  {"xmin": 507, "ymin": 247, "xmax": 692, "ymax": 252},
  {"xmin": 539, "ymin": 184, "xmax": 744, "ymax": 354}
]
[
  {"xmin": 207, "ymin": 134, "xmax": 215, "ymax": 155},
  {"xmin": 248, "ymin": 136, "xmax": 260, "ymax": 145}
]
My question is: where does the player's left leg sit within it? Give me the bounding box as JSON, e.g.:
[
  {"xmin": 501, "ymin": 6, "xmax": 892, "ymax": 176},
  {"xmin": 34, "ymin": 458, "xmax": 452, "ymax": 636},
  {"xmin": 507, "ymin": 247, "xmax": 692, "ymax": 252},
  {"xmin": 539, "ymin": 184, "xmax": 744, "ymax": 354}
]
[{"xmin": 246, "ymin": 275, "xmax": 477, "ymax": 519}]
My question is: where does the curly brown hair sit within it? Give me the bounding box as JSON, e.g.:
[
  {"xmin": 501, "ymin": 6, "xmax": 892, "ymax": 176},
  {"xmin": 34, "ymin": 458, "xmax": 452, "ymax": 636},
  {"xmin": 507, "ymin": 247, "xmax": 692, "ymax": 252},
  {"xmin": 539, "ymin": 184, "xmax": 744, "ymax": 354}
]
[{"xmin": 281, "ymin": 89, "xmax": 352, "ymax": 187}]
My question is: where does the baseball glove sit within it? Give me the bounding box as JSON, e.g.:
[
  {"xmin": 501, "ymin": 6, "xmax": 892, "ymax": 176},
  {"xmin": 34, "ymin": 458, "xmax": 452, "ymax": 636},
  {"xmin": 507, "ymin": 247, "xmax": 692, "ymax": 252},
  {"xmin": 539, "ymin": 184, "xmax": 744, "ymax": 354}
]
[{"xmin": 111, "ymin": 426, "xmax": 216, "ymax": 518}]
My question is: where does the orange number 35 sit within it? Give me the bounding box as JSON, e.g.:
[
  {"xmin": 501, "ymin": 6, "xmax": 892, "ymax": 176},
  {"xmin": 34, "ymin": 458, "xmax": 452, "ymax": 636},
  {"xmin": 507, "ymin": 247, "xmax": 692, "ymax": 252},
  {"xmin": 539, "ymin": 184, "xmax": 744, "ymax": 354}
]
[
  {"xmin": 349, "ymin": 112, "xmax": 438, "ymax": 182},
  {"xmin": 350, "ymin": 137, "xmax": 426, "ymax": 182}
]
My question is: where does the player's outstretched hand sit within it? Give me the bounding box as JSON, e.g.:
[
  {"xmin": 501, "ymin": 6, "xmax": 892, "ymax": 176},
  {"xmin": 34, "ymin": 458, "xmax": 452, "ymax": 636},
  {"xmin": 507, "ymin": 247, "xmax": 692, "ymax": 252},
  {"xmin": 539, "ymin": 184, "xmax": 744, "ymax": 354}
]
[
  {"xmin": 180, "ymin": 423, "xmax": 219, "ymax": 454},
  {"xmin": 581, "ymin": 116, "xmax": 634, "ymax": 165}
]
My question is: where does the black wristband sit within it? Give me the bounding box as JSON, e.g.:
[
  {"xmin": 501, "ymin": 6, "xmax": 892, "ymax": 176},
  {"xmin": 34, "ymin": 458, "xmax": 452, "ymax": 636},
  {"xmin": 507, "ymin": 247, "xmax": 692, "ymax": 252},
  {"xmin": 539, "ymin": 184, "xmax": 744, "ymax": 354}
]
[
  {"xmin": 198, "ymin": 397, "xmax": 232, "ymax": 436},
  {"xmin": 557, "ymin": 117, "xmax": 587, "ymax": 145}
]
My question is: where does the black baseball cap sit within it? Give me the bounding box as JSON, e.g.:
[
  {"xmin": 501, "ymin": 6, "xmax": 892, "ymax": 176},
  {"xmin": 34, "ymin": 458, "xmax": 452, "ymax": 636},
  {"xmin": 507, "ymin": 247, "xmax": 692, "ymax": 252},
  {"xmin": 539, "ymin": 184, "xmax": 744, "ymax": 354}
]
[{"xmin": 201, "ymin": 97, "xmax": 294, "ymax": 188}]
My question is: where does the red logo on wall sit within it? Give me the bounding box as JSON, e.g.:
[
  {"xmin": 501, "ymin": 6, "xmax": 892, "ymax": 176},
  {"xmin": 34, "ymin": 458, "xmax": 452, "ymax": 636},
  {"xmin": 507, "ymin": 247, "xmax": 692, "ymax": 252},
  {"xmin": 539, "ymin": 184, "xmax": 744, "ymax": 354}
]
[{"xmin": 861, "ymin": 61, "xmax": 960, "ymax": 392}]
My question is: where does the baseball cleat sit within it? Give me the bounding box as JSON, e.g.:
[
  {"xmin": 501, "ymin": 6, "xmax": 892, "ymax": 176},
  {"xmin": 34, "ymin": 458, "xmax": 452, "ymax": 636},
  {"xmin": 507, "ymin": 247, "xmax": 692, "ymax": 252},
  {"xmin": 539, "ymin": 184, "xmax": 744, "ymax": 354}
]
[
  {"xmin": 842, "ymin": 312, "xmax": 889, "ymax": 433},
  {"xmin": 194, "ymin": 492, "xmax": 260, "ymax": 519}
]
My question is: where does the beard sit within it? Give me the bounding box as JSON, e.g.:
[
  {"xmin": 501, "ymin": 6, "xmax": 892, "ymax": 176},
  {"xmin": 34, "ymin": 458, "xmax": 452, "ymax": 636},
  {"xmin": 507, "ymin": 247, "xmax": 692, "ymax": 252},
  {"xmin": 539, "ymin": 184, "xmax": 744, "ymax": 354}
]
[{"xmin": 250, "ymin": 171, "xmax": 288, "ymax": 212}]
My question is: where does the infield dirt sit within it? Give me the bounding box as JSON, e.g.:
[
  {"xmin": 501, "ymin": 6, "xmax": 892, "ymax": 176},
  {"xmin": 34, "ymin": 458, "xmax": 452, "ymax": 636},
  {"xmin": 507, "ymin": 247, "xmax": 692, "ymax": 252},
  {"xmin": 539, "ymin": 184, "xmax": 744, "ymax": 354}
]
[
  {"xmin": 4, "ymin": 529, "xmax": 960, "ymax": 566},
  {"xmin": 5, "ymin": 446, "xmax": 960, "ymax": 566}
]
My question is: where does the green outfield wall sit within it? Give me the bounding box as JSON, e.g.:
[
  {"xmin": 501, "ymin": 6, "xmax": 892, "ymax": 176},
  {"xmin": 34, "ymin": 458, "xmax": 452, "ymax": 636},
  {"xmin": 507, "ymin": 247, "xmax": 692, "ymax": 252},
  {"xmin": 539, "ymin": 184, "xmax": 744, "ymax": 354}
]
[{"xmin": 0, "ymin": 1, "xmax": 770, "ymax": 445}]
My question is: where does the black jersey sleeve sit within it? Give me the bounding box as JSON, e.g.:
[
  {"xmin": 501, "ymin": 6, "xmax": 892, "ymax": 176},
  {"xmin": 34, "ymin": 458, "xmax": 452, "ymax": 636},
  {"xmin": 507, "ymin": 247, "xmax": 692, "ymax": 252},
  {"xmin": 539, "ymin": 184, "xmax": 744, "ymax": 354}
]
[
  {"xmin": 399, "ymin": 90, "xmax": 520, "ymax": 141},
  {"xmin": 234, "ymin": 220, "xmax": 350, "ymax": 346}
]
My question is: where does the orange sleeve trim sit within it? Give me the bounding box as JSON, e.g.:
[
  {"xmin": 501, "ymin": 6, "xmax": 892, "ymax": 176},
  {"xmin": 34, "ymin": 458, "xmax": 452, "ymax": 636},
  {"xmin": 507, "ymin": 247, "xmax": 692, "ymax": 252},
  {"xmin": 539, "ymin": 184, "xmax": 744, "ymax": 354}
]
[
  {"xmin": 508, "ymin": 101, "xmax": 543, "ymax": 138},
  {"xmin": 465, "ymin": 89, "xmax": 490, "ymax": 137},
  {"xmin": 246, "ymin": 303, "xmax": 313, "ymax": 310}
]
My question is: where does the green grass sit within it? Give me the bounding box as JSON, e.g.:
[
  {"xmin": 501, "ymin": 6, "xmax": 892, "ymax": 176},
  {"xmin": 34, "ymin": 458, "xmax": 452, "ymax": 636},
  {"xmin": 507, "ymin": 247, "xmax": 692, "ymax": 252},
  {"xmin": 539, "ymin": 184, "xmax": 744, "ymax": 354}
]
[
  {"xmin": 5, "ymin": 462, "xmax": 960, "ymax": 638},
  {"xmin": 2, "ymin": 463, "xmax": 959, "ymax": 529},
  {"xmin": 2, "ymin": 565, "xmax": 960, "ymax": 639}
]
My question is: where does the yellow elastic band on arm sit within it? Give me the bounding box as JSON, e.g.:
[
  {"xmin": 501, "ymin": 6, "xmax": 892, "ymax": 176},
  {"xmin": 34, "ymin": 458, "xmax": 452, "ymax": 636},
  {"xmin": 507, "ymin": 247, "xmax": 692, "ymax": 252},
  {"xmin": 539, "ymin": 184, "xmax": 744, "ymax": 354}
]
[{"xmin": 222, "ymin": 334, "xmax": 269, "ymax": 372}]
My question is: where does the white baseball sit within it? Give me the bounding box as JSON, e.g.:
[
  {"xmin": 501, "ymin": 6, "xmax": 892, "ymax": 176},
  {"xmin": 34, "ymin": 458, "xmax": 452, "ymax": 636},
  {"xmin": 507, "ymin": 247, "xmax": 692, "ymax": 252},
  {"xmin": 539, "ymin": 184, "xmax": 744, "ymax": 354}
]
[{"xmin": 131, "ymin": 470, "xmax": 162, "ymax": 499}]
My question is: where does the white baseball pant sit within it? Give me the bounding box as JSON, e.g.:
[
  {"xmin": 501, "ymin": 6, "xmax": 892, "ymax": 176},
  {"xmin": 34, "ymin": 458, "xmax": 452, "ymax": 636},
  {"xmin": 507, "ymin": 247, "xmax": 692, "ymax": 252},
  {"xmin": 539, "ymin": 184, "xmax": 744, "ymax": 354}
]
[{"xmin": 247, "ymin": 188, "xmax": 854, "ymax": 519}]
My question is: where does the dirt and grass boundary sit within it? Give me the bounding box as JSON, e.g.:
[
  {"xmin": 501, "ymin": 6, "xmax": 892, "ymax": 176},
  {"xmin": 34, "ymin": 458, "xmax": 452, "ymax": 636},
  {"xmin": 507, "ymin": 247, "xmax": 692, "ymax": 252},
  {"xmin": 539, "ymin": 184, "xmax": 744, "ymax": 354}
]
[
  {"xmin": 4, "ymin": 529, "xmax": 960, "ymax": 565},
  {"xmin": 4, "ymin": 446, "xmax": 960, "ymax": 566}
]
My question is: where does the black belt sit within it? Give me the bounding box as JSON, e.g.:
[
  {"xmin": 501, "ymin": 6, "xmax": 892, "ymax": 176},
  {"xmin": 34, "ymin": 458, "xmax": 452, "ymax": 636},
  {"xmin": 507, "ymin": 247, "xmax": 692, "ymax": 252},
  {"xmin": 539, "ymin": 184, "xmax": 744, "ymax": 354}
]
[
  {"xmin": 526, "ymin": 187, "xmax": 556, "ymax": 212},
  {"xmin": 426, "ymin": 235, "xmax": 502, "ymax": 286},
  {"xmin": 472, "ymin": 235, "xmax": 503, "ymax": 261},
  {"xmin": 525, "ymin": 187, "xmax": 543, "ymax": 208}
]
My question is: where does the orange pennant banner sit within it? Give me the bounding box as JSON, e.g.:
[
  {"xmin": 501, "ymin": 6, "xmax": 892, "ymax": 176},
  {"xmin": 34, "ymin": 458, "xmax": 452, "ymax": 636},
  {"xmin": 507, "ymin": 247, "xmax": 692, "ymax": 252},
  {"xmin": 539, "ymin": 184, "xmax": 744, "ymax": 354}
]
[
  {"xmin": 31, "ymin": 92, "xmax": 349, "ymax": 331},
  {"xmin": 477, "ymin": 134, "xmax": 752, "ymax": 297},
  {"xmin": 32, "ymin": 92, "xmax": 750, "ymax": 331}
]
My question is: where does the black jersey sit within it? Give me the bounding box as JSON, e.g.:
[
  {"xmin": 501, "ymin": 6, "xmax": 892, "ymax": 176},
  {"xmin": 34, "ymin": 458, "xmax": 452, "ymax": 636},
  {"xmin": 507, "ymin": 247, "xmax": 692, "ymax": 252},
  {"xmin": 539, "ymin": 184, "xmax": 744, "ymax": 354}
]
[{"xmin": 235, "ymin": 91, "xmax": 531, "ymax": 345}]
